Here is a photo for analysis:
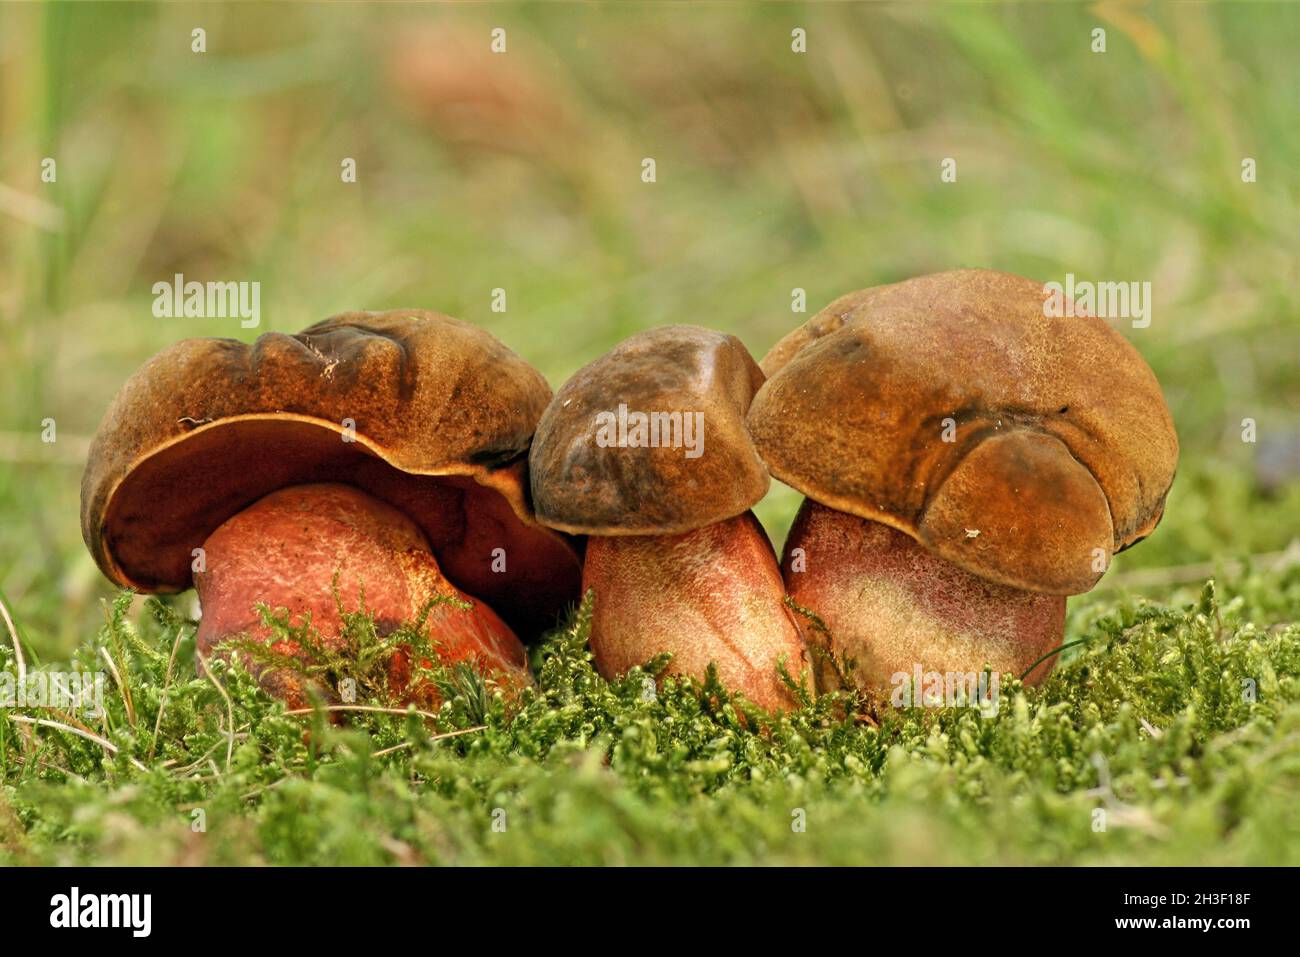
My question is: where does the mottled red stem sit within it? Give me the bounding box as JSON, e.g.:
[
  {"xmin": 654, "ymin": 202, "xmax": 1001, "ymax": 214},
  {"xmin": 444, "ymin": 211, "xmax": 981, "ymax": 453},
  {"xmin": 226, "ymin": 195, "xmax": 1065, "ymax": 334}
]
[
  {"xmin": 194, "ymin": 482, "xmax": 529, "ymax": 708},
  {"xmin": 782, "ymin": 499, "xmax": 1064, "ymax": 692},
  {"xmin": 583, "ymin": 511, "xmax": 810, "ymax": 712}
]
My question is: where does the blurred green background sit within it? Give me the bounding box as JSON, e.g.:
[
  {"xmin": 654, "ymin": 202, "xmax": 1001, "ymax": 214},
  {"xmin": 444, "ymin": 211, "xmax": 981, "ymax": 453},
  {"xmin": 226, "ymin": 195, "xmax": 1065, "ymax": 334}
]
[{"xmin": 1, "ymin": 2, "xmax": 1297, "ymax": 660}]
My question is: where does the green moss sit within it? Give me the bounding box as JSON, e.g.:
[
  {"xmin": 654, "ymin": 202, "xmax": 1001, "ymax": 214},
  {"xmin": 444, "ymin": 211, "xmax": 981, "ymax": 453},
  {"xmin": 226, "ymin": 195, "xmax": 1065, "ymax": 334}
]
[{"xmin": 3, "ymin": 567, "xmax": 1299, "ymax": 865}]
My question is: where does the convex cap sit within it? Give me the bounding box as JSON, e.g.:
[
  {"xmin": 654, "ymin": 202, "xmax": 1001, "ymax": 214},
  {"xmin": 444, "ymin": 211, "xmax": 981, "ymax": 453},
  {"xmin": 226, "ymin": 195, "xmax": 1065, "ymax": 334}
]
[
  {"xmin": 747, "ymin": 269, "xmax": 1179, "ymax": 595},
  {"xmin": 81, "ymin": 310, "xmax": 579, "ymax": 633},
  {"xmin": 529, "ymin": 325, "xmax": 768, "ymax": 535}
]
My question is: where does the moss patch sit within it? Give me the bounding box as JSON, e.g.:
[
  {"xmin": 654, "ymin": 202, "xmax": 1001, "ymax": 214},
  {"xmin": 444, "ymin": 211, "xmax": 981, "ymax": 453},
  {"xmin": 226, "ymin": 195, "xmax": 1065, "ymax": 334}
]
[{"xmin": 2, "ymin": 569, "xmax": 1300, "ymax": 865}]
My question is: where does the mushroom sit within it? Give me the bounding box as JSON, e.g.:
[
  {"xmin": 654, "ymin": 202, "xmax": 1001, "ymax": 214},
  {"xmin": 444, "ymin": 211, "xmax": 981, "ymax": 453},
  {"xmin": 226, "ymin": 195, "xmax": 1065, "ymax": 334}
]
[
  {"xmin": 81, "ymin": 311, "xmax": 582, "ymax": 706},
  {"xmin": 529, "ymin": 326, "xmax": 810, "ymax": 711},
  {"xmin": 747, "ymin": 269, "xmax": 1179, "ymax": 691}
]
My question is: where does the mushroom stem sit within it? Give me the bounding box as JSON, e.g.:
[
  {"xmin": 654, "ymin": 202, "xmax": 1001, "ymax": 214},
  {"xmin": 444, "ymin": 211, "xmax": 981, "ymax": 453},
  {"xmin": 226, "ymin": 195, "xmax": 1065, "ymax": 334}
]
[
  {"xmin": 782, "ymin": 499, "xmax": 1065, "ymax": 693},
  {"xmin": 583, "ymin": 511, "xmax": 810, "ymax": 712},
  {"xmin": 194, "ymin": 482, "xmax": 529, "ymax": 707}
]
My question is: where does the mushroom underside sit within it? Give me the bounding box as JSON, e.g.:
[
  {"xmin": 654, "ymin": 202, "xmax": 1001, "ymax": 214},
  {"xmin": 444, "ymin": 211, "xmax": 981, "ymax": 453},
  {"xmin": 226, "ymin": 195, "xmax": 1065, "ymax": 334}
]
[{"xmin": 94, "ymin": 416, "xmax": 580, "ymax": 636}]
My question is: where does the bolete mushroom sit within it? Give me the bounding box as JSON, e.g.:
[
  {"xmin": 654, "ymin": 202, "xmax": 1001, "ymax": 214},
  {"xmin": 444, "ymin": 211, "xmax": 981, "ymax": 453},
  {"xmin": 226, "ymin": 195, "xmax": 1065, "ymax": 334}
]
[
  {"xmin": 747, "ymin": 269, "xmax": 1178, "ymax": 692},
  {"xmin": 529, "ymin": 326, "xmax": 810, "ymax": 711},
  {"xmin": 81, "ymin": 311, "xmax": 582, "ymax": 706}
]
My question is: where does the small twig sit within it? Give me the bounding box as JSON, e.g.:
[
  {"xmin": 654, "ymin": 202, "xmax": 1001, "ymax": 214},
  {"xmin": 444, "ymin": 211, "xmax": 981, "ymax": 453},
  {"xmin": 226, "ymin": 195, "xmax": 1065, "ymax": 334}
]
[
  {"xmin": 22, "ymin": 705, "xmax": 98, "ymax": 739},
  {"xmin": 0, "ymin": 590, "xmax": 26, "ymax": 684},
  {"xmin": 171, "ymin": 733, "xmax": 251, "ymax": 776},
  {"xmin": 1139, "ymin": 717, "xmax": 1164, "ymax": 739},
  {"xmin": 371, "ymin": 741, "xmax": 413, "ymax": 758},
  {"xmin": 1088, "ymin": 751, "xmax": 1168, "ymax": 837},
  {"xmin": 195, "ymin": 650, "xmax": 235, "ymax": 773},
  {"xmin": 371, "ymin": 725, "xmax": 487, "ymax": 758},
  {"xmin": 148, "ymin": 630, "xmax": 186, "ymax": 763},
  {"xmin": 99, "ymin": 645, "xmax": 136, "ymax": 728},
  {"xmin": 5, "ymin": 715, "xmax": 149, "ymax": 772},
  {"xmin": 281, "ymin": 704, "xmax": 443, "ymax": 721}
]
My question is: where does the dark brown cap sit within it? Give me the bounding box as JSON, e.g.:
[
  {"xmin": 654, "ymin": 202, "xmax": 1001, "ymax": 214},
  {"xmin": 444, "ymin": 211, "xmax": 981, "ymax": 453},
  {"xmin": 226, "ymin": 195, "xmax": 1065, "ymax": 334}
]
[
  {"xmin": 747, "ymin": 269, "xmax": 1179, "ymax": 595},
  {"xmin": 80, "ymin": 310, "xmax": 580, "ymax": 634},
  {"xmin": 529, "ymin": 325, "xmax": 768, "ymax": 535}
]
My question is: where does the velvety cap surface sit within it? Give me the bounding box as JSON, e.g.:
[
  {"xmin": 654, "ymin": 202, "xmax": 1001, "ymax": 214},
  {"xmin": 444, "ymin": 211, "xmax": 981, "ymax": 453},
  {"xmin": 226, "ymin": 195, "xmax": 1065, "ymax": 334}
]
[
  {"xmin": 530, "ymin": 325, "xmax": 769, "ymax": 535},
  {"xmin": 81, "ymin": 310, "xmax": 578, "ymax": 633},
  {"xmin": 748, "ymin": 270, "xmax": 1179, "ymax": 595}
]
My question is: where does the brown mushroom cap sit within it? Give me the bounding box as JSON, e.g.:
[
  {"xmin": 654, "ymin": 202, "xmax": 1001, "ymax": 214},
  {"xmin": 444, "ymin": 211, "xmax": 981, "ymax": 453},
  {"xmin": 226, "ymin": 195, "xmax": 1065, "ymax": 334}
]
[
  {"xmin": 748, "ymin": 269, "xmax": 1179, "ymax": 595},
  {"xmin": 80, "ymin": 310, "xmax": 581, "ymax": 635},
  {"xmin": 529, "ymin": 325, "xmax": 769, "ymax": 536}
]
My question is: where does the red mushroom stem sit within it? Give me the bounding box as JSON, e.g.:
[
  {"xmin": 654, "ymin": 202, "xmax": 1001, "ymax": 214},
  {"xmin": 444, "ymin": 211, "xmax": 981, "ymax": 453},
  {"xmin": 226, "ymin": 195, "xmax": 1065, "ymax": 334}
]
[
  {"xmin": 781, "ymin": 498, "xmax": 1065, "ymax": 693},
  {"xmin": 194, "ymin": 482, "xmax": 530, "ymax": 707},
  {"xmin": 582, "ymin": 511, "xmax": 809, "ymax": 712}
]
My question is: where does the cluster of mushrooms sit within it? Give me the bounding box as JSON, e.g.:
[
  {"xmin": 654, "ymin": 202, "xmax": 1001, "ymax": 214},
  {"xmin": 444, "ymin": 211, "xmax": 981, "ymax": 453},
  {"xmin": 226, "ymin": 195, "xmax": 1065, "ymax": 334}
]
[{"xmin": 81, "ymin": 269, "xmax": 1179, "ymax": 712}]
